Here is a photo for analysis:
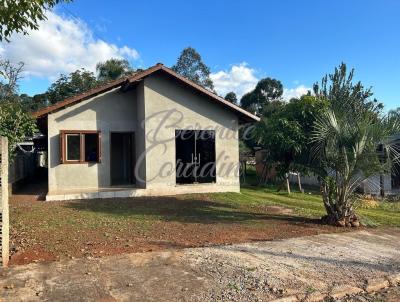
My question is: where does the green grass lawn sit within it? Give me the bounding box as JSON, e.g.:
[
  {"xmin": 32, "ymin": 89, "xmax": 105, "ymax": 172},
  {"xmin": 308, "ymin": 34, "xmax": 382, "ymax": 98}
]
[
  {"xmin": 207, "ymin": 163, "xmax": 400, "ymax": 227},
  {"xmin": 211, "ymin": 186, "xmax": 400, "ymax": 226},
  {"xmin": 204, "ymin": 167, "xmax": 400, "ymax": 227}
]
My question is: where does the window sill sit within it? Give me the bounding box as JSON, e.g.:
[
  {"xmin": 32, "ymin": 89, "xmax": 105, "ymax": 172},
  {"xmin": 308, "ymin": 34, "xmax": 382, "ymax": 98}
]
[{"xmin": 62, "ymin": 161, "xmax": 100, "ymax": 164}]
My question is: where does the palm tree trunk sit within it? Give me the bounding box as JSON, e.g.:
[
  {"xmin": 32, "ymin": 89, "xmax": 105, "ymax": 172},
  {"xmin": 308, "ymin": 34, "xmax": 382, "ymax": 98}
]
[
  {"xmin": 380, "ymin": 174, "xmax": 385, "ymax": 198},
  {"xmin": 320, "ymin": 182, "xmax": 359, "ymax": 227}
]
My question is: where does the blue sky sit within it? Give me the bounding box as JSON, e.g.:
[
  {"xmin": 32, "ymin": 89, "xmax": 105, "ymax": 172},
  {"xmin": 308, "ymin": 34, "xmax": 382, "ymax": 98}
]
[{"xmin": 2, "ymin": 0, "xmax": 400, "ymax": 110}]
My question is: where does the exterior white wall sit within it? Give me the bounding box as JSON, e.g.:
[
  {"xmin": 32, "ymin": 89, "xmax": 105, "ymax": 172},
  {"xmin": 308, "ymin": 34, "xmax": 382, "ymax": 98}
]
[
  {"xmin": 141, "ymin": 73, "xmax": 240, "ymax": 193},
  {"xmin": 361, "ymin": 174, "xmax": 392, "ymax": 195},
  {"xmin": 289, "ymin": 173, "xmax": 320, "ymax": 187},
  {"xmin": 48, "ymin": 88, "xmax": 138, "ymax": 193},
  {"xmin": 292, "ymin": 173, "xmax": 394, "ymax": 195}
]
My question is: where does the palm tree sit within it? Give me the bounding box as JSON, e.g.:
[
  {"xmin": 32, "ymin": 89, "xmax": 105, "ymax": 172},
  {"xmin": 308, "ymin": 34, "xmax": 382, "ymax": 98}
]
[
  {"xmin": 311, "ymin": 64, "xmax": 400, "ymax": 226},
  {"xmin": 96, "ymin": 58, "xmax": 134, "ymax": 82}
]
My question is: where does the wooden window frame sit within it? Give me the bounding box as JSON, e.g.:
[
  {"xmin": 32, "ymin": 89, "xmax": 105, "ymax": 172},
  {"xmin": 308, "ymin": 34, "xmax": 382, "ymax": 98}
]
[{"xmin": 60, "ymin": 130, "xmax": 101, "ymax": 164}]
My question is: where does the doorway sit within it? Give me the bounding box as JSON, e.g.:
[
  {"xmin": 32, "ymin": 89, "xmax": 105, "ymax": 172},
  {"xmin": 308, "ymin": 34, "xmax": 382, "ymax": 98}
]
[
  {"xmin": 175, "ymin": 130, "xmax": 216, "ymax": 184},
  {"xmin": 110, "ymin": 132, "xmax": 135, "ymax": 186}
]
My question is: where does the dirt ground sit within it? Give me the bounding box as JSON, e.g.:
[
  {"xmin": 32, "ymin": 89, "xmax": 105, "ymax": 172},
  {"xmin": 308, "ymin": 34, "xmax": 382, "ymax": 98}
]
[
  {"xmin": 345, "ymin": 286, "xmax": 400, "ymax": 302},
  {"xmin": 9, "ymin": 188, "xmax": 347, "ymax": 266},
  {"xmin": 0, "ymin": 229, "xmax": 399, "ymax": 302}
]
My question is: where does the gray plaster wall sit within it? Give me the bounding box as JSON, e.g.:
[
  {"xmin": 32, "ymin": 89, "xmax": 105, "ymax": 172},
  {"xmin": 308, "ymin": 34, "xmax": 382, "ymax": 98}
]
[
  {"xmin": 134, "ymin": 82, "xmax": 146, "ymax": 188},
  {"xmin": 141, "ymin": 73, "xmax": 240, "ymax": 192},
  {"xmin": 48, "ymin": 88, "xmax": 138, "ymax": 192},
  {"xmin": 47, "ymin": 74, "xmax": 241, "ymax": 195}
]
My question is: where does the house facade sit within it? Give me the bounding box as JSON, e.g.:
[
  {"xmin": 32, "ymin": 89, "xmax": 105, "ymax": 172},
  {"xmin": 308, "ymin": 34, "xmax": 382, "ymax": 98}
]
[{"xmin": 34, "ymin": 64, "xmax": 259, "ymax": 201}]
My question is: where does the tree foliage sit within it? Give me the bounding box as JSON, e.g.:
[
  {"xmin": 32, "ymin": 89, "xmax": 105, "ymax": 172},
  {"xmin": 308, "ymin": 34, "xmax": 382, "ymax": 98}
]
[
  {"xmin": 29, "ymin": 59, "xmax": 136, "ymax": 107},
  {"xmin": 0, "ymin": 57, "xmax": 37, "ymax": 156},
  {"xmin": 313, "ymin": 63, "xmax": 383, "ymax": 115},
  {"xmin": 0, "ymin": 58, "xmax": 24, "ymax": 101},
  {"xmin": 172, "ymin": 47, "xmax": 214, "ymax": 91},
  {"xmin": 241, "ymin": 77, "xmax": 283, "ymax": 115},
  {"xmin": 389, "ymin": 107, "xmax": 400, "ymax": 119},
  {"xmin": 255, "ymin": 96, "xmax": 327, "ymax": 178},
  {"xmin": 224, "ymin": 92, "xmax": 237, "ymax": 104},
  {"xmin": 46, "ymin": 69, "xmax": 98, "ymax": 104},
  {"xmin": 311, "ymin": 63, "xmax": 400, "ymax": 226},
  {"xmin": 96, "ymin": 58, "xmax": 134, "ymax": 82},
  {"xmin": 0, "ymin": 0, "xmax": 70, "ymax": 42},
  {"xmin": 0, "ymin": 101, "xmax": 37, "ymax": 156}
]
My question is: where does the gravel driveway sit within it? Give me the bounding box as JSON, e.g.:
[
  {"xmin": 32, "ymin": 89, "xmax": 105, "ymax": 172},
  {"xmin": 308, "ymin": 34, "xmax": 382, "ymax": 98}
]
[{"xmin": 1, "ymin": 228, "xmax": 399, "ymax": 301}]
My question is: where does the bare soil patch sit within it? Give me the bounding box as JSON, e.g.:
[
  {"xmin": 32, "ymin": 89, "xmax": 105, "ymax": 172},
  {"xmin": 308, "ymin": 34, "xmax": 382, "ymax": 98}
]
[
  {"xmin": 1, "ymin": 230, "xmax": 399, "ymax": 302},
  {"xmin": 9, "ymin": 194, "xmax": 346, "ymax": 265}
]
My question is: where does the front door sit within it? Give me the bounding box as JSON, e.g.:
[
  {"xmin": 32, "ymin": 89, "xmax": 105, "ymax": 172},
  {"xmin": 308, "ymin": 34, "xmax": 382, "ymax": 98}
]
[
  {"xmin": 175, "ymin": 130, "xmax": 216, "ymax": 184},
  {"xmin": 110, "ymin": 132, "xmax": 135, "ymax": 185}
]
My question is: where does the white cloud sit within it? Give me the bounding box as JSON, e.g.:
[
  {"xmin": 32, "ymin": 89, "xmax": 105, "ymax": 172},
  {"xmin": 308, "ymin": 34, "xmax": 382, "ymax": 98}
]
[
  {"xmin": 211, "ymin": 64, "xmax": 311, "ymax": 102},
  {"xmin": 210, "ymin": 63, "xmax": 258, "ymax": 99},
  {"xmin": 282, "ymin": 85, "xmax": 311, "ymax": 100},
  {"xmin": 0, "ymin": 11, "xmax": 139, "ymax": 79}
]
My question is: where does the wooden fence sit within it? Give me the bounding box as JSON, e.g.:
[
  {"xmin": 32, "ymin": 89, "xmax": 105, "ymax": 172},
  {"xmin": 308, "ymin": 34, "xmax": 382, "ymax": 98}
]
[{"xmin": 0, "ymin": 137, "xmax": 9, "ymax": 267}]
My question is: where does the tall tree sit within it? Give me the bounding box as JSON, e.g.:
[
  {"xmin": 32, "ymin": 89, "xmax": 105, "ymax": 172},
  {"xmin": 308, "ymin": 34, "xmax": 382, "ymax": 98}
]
[
  {"xmin": 96, "ymin": 58, "xmax": 134, "ymax": 82},
  {"xmin": 311, "ymin": 63, "xmax": 400, "ymax": 226},
  {"xmin": 172, "ymin": 47, "xmax": 214, "ymax": 91},
  {"xmin": 0, "ymin": 0, "xmax": 71, "ymax": 42},
  {"xmin": 0, "ymin": 58, "xmax": 24, "ymax": 101},
  {"xmin": 0, "ymin": 57, "xmax": 37, "ymax": 156},
  {"xmin": 255, "ymin": 78, "xmax": 284, "ymax": 102},
  {"xmin": 0, "ymin": 102, "xmax": 37, "ymax": 156},
  {"xmin": 224, "ymin": 92, "xmax": 237, "ymax": 104},
  {"xmin": 46, "ymin": 69, "xmax": 98, "ymax": 104},
  {"xmin": 255, "ymin": 95, "xmax": 327, "ymax": 190},
  {"xmin": 241, "ymin": 77, "xmax": 283, "ymax": 115}
]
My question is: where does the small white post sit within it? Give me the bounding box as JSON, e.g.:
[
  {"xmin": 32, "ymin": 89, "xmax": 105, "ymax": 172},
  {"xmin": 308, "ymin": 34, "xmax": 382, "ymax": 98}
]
[{"xmin": 1, "ymin": 137, "xmax": 9, "ymax": 267}]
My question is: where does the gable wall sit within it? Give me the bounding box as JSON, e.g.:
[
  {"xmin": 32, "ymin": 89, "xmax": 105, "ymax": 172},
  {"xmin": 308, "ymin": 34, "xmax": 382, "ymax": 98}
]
[{"xmin": 142, "ymin": 73, "xmax": 240, "ymax": 192}]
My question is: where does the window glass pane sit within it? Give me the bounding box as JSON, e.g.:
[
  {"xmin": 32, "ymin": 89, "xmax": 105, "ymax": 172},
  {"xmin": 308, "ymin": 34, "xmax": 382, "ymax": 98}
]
[
  {"xmin": 85, "ymin": 133, "xmax": 99, "ymax": 162},
  {"xmin": 66, "ymin": 134, "xmax": 80, "ymax": 161}
]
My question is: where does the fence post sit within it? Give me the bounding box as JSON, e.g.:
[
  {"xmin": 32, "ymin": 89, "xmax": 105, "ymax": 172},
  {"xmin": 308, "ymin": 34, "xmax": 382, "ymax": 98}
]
[{"xmin": 0, "ymin": 137, "xmax": 9, "ymax": 267}]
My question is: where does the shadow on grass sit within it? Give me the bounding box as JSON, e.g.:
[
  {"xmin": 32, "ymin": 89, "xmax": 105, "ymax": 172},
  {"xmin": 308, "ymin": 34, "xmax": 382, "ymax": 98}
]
[{"xmin": 64, "ymin": 196, "xmax": 323, "ymax": 226}]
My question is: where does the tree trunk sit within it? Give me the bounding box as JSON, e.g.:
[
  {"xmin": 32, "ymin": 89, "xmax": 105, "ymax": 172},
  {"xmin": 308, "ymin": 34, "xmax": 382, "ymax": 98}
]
[
  {"xmin": 297, "ymin": 172, "xmax": 304, "ymax": 193},
  {"xmin": 285, "ymin": 173, "xmax": 291, "ymax": 194},
  {"xmin": 320, "ymin": 183, "xmax": 360, "ymax": 227},
  {"xmin": 380, "ymin": 174, "xmax": 385, "ymax": 198},
  {"xmin": 259, "ymin": 162, "xmax": 267, "ymax": 185}
]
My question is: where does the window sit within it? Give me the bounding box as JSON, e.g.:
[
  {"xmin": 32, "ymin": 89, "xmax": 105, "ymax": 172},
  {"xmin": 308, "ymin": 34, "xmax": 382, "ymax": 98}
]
[
  {"xmin": 60, "ymin": 131, "xmax": 101, "ymax": 163},
  {"xmin": 66, "ymin": 134, "xmax": 80, "ymax": 161}
]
